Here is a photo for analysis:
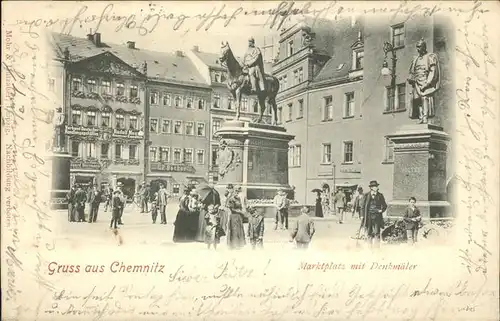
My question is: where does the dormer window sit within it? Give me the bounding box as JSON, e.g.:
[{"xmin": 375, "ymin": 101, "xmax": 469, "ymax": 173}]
[
  {"xmin": 353, "ymin": 50, "xmax": 364, "ymax": 70},
  {"xmin": 288, "ymin": 40, "xmax": 294, "ymax": 57}
]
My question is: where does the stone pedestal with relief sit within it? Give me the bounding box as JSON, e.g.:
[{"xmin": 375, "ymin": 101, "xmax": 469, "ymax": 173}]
[
  {"xmin": 47, "ymin": 151, "xmax": 72, "ymax": 210},
  {"xmin": 214, "ymin": 120, "xmax": 295, "ymax": 202},
  {"xmin": 386, "ymin": 124, "xmax": 451, "ymax": 218}
]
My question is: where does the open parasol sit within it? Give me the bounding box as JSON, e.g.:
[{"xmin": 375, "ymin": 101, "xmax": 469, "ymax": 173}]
[
  {"xmin": 311, "ymin": 188, "xmax": 322, "ymax": 193},
  {"xmin": 196, "ymin": 183, "xmax": 221, "ymax": 206}
]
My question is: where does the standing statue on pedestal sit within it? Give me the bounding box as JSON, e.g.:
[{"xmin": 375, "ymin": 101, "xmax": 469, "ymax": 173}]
[
  {"xmin": 53, "ymin": 107, "xmax": 66, "ymax": 152},
  {"xmin": 407, "ymin": 39, "xmax": 441, "ymax": 124},
  {"xmin": 219, "ymin": 40, "xmax": 280, "ymax": 125}
]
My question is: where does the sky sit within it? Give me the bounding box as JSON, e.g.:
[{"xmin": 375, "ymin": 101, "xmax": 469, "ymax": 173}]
[{"xmin": 21, "ymin": 1, "xmax": 332, "ymax": 60}]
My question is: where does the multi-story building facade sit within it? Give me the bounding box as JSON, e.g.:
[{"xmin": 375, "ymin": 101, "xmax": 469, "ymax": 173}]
[
  {"xmin": 274, "ymin": 15, "xmax": 455, "ymax": 205},
  {"xmin": 51, "ymin": 33, "xmax": 147, "ymax": 198},
  {"xmin": 187, "ymin": 47, "xmax": 273, "ymax": 184},
  {"xmin": 141, "ymin": 47, "xmax": 212, "ymax": 196}
]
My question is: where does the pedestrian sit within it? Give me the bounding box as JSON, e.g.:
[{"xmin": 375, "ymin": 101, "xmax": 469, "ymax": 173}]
[
  {"xmin": 150, "ymin": 191, "xmax": 159, "ymax": 224},
  {"xmin": 88, "ymin": 184, "xmax": 102, "ymax": 223},
  {"xmin": 361, "ymin": 180, "xmax": 387, "ymax": 248},
  {"xmin": 247, "ymin": 206, "xmax": 264, "ymax": 250},
  {"xmin": 74, "ymin": 184, "xmax": 87, "ymax": 222},
  {"xmin": 314, "ymin": 191, "xmax": 323, "ymax": 217},
  {"xmin": 66, "ymin": 185, "xmax": 77, "ymax": 222},
  {"xmin": 403, "ymin": 197, "xmax": 421, "ymax": 245},
  {"xmin": 273, "ymin": 188, "xmax": 289, "ymax": 230},
  {"xmin": 140, "ymin": 182, "xmax": 150, "ymax": 213},
  {"xmin": 334, "ymin": 187, "xmax": 347, "ymax": 224},
  {"xmin": 290, "ymin": 207, "xmax": 315, "ymax": 249},
  {"xmin": 104, "ymin": 187, "xmax": 113, "ymax": 212},
  {"xmin": 157, "ymin": 183, "xmax": 169, "ymax": 224},
  {"xmin": 115, "ymin": 182, "xmax": 126, "ymax": 225},
  {"xmin": 205, "ymin": 204, "xmax": 223, "ymax": 250},
  {"xmin": 110, "ymin": 190, "xmax": 123, "ymax": 229},
  {"xmin": 352, "ymin": 187, "xmax": 364, "ymax": 219},
  {"xmin": 321, "ymin": 184, "xmax": 331, "ymax": 215}
]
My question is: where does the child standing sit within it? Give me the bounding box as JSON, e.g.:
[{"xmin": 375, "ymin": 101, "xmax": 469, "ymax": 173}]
[
  {"xmin": 247, "ymin": 207, "xmax": 264, "ymax": 249},
  {"xmin": 290, "ymin": 207, "xmax": 315, "ymax": 249},
  {"xmin": 205, "ymin": 204, "xmax": 223, "ymax": 250},
  {"xmin": 403, "ymin": 197, "xmax": 421, "ymax": 245},
  {"xmin": 110, "ymin": 190, "xmax": 123, "ymax": 229},
  {"xmin": 151, "ymin": 191, "xmax": 159, "ymax": 224}
]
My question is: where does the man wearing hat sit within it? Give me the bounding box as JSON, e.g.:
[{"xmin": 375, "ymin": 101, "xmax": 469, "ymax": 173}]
[
  {"xmin": 140, "ymin": 182, "xmax": 150, "ymax": 213},
  {"xmin": 74, "ymin": 184, "xmax": 87, "ymax": 222},
  {"xmin": 243, "ymin": 37, "xmax": 265, "ymax": 93},
  {"xmin": 88, "ymin": 184, "xmax": 103, "ymax": 223},
  {"xmin": 116, "ymin": 182, "xmax": 126, "ymax": 225},
  {"xmin": 157, "ymin": 183, "xmax": 169, "ymax": 224},
  {"xmin": 273, "ymin": 188, "xmax": 290, "ymax": 230},
  {"xmin": 361, "ymin": 180, "xmax": 387, "ymax": 247}
]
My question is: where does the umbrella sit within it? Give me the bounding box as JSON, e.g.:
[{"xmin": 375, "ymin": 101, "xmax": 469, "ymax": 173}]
[
  {"xmin": 196, "ymin": 184, "xmax": 221, "ymax": 206},
  {"xmin": 311, "ymin": 188, "xmax": 322, "ymax": 193}
]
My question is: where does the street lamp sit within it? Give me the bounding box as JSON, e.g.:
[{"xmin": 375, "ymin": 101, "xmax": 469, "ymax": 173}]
[{"xmin": 381, "ymin": 41, "xmax": 397, "ymax": 86}]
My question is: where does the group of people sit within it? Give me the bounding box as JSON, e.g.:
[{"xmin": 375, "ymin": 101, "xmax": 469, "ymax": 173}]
[
  {"xmin": 351, "ymin": 180, "xmax": 422, "ymax": 246},
  {"xmin": 66, "ymin": 182, "xmax": 126, "ymax": 227}
]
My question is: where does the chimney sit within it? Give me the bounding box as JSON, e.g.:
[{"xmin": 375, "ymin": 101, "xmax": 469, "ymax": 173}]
[
  {"xmin": 175, "ymin": 50, "xmax": 184, "ymax": 57},
  {"xmin": 86, "ymin": 28, "xmax": 94, "ymax": 42},
  {"xmin": 192, "ymin": 45, "xmax": 199, "ymax": 52},
  {"xmin": 127, "ymin": 41, "xmax": 136, "ymax": 49},
  {"xmin": 94, "ymin": 33, "xmax": 102, "ymax": 47}
]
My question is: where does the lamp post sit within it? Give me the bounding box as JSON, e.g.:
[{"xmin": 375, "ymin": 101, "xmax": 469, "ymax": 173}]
[{"xmin": 381, "ymin": 41, "xmax": 397, "ymax": 87}]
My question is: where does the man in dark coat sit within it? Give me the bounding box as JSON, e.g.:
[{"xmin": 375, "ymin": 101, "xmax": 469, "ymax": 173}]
[
  {"xmin": 66, "ymin": 185, "xmax": 77, "ymax": 222},
  {"xmin": 74, "ymin": 185, "xmax": 87, "ymax": 222},
  {"xmin": 361, "ymin": 180, "xmax": 387, "ymax": 247},
  {"xmin": 88, "ymin": 184, "xmax": 102, "ymax": 223}
]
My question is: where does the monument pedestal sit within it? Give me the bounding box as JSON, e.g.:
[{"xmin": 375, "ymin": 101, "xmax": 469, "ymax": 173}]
[
  {"xmin": 47, "ymin": 151, "xmax": 72, "ymax": 210},
  {"xmin": 387, "ymin": 124, "xmax": 451, "ymax": 218},
  {"xmin": 214, "ymin": 120, "xmax": 295, "ymax": 200}
]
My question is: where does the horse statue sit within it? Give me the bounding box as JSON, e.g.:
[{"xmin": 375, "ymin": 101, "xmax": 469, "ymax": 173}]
[{"xmin": 219, "ymin": 41, "xmax": 280, "ymax": 125}]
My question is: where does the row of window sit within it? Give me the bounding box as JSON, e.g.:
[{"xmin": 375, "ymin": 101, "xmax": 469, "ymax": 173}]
[
  {"xmin": 288, "ymin": 138, "xmax": 394, "ymax": 168},
  {"xmin": 71, "ymin": 141, "xmax": 138, "ymax": 159},
  {"xmin": 149, "ymin": 92, "xmax": 206, "ymax": 110},
  {"xmin": 278, "ymin": 67, "xmax": 304, "ymax": 92},
  {"xmin": 278, "ymin": 82, "xmax": 405, "ymax": 124},
  {"xmin": 71, "ymin": 110, "xmax": 140, "ymax": 129},
  {"xmin": 150, "ymin": 147, "xmax": 205, "ymax": 165},
  {"xmin": 70, "ymin": 141, "xmax": 209, "ymax": 166},
  {"xmin": 72, "ymin": 77, "xmax": 140, "ymax": 99},
  {"xmin": 149, "ymin": 119, "xmax": 206, "ymax": 136}
]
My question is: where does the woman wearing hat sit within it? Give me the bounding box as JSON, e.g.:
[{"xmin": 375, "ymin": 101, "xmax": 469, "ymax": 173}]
[
  {"xmin": 173, "ymin": 186, "xmax": 195, "ymax": 242},
  {"xmin": 361, "ymin": 180, "xmax": 387, "ymax": 247}
]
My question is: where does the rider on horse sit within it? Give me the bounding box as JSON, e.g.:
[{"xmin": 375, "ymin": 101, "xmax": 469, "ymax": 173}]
[{"xmin": 243, "ymin": 37, "xmax": 266, "ymax": 94}]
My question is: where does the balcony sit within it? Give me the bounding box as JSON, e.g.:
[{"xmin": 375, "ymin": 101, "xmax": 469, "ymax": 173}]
[
  {"xmin": 71, "ymin": 91, "xmax": 142, "ymax": 105},
  {"xmin": 150, "ymin": 162, "xmax": 196, "ymax": 173}
]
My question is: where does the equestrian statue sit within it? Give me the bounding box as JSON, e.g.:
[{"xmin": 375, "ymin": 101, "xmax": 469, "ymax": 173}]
[{"xmin": 219, "ymin": 38, "xmax": 280, "ymax": 125}]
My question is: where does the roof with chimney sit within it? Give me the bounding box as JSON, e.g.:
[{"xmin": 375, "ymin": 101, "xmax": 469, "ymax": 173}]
[
  {"xmin": 190, "ymin": 48, "xmax": 273, "ymax": 73},
  {"xmin": 311, "ymin": 17, "xmax": 364, "ymax": 83},
  {"xmin": 50, "ymin": 32, "xmax": 208, "ymax": 86}
]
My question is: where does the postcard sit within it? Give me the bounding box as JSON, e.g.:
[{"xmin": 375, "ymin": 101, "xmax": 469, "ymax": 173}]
[{"xmin": 1, "ymin": 1, "xmax": 499, "ymax": 320}]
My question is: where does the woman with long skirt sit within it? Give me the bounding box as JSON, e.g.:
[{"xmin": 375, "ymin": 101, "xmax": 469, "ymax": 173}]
[
  {"xmin": 173, "ymin": 187, "xmax": 193, "ymax": 243},
  {"xmin": 226, "ymin": 191, "xmax": 246, "ymax": 250},
  {"xmin": 315, "ymin": 192, "xmax": 324, "ymax": 217}
]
